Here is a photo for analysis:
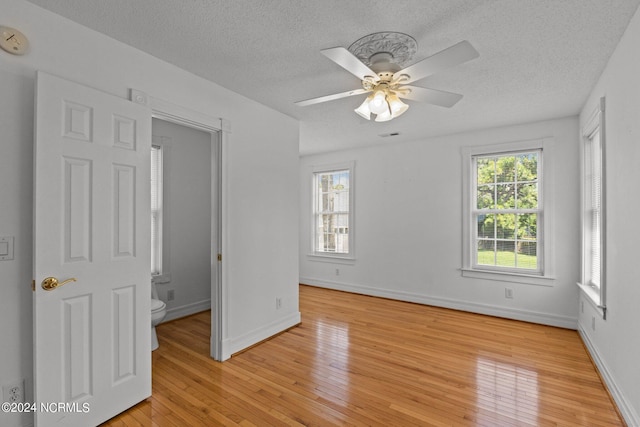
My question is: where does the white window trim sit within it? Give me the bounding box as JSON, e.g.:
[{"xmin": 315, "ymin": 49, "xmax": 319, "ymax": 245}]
[
  {"xmin": 577, "ymin": 97, "xmax": 606, "ymax": 319},
  {"xmin": 308, "ymin": 161, "xmax": 355, "ymax": 262},
  {"xmin": 461, "ymin": 138, "xmax": 555, "ymax": 286}
]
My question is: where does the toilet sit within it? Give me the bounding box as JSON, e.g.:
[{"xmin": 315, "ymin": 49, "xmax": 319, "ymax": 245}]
[{"xmin": 151, "ymin": 281, "xmax": 167, "ymax": 351}]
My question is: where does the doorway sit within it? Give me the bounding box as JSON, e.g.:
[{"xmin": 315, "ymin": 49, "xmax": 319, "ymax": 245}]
[
  {"xmin": 131, "ymin": 89, "xmax": 225, "ymax": 360},
  {"xmin": 151, "ymin": 118, "xmax": 212, "ymax": 325}
]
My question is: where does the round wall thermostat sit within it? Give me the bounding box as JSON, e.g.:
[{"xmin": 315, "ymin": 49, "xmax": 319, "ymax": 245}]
[{"xmin": 0, "ymin": 26, "xmax": 29, "ymax": 55}]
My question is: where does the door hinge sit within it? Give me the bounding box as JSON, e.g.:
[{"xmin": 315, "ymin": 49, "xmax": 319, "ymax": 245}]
[
  {"xmin": 217, "ymin": 253, "xmax": 222, "ymax": 261},
  {"xmin": 31, "ymin": 279, "xmax": 35, "ymax": 291}
]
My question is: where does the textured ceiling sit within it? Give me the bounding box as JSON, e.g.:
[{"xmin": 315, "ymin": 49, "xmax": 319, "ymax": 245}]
[{"xmin": 26, "ymin": 0, "xmax": 640, "ymax": 155}]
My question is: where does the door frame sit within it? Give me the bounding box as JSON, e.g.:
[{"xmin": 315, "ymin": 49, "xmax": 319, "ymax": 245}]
[{"xmin": 130, "ymin": 89, "xmax": 227, "ymax": 361}]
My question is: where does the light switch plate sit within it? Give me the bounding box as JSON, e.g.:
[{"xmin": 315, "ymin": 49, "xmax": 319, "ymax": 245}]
[{"xmin": 0, "ymin": 236, "xmax": 14, "ymax": 260}]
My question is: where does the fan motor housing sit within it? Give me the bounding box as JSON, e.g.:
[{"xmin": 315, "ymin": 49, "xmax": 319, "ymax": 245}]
[{"xmin": 369, "ymin": 53, "xmax": 402, "ymax": 74}]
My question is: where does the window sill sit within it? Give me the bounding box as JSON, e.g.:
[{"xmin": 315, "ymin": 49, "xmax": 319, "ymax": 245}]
[
  {"xmin": 307, "ymin": 253, "xmax": 356, "ymax": 265},
  {"xmin": 460, "ymin": 268, "xmax": 554, "ymax": 287},
  {"xmin": 576, "ymin": 282, "xmax": 605, "ymax": 318}
]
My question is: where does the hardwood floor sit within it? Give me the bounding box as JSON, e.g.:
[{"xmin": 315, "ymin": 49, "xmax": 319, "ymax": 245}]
[{"xmin": 102, "ymin": 285, "xmax": 623, "ymax": 426}]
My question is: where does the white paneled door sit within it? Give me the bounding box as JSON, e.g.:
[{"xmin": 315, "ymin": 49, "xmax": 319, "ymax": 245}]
[{"xmin": 33, "ymin": 72, "xmax": 151, "ymax": 426}]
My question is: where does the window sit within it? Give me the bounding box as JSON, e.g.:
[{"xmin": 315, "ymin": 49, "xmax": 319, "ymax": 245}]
[
  {"xmin": 579, "ymin": 98, "xmax": 606, "ymax": 316},
  {"xmin": 311, "ymin": 163, "xmax": 354, "ymax": 259},
  {"xmin": 585, "ymin": 128, "xmax": 602, "ymax": 287},
  {"xmin": 473, "ymin": 150, "xmax": 541, "ymax": 273},
  {"xmin": 462, "ymin": 138, "xmax": 553, "ymax": 285},
  {"xmin": 151, "ymin": 145, "xmax": 163, "ymax": 275}
]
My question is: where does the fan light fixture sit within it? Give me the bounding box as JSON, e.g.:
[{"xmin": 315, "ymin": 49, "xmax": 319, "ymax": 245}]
[{"xmin": 355, "ymin": 87, "xmax": 409, "ymax": 121}]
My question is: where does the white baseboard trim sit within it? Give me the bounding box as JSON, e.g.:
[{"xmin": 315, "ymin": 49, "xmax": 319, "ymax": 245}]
[
  {"xmin": 221, "ymin": 311, "xmax": 301, "ymax": 361},
  {"xmin": 164, "ymin": 299, "xmax": 211, "ymax": 322},
  {"xmin": 300, "ymin": 277, "xmax": 577, "ymax": 329},
  {"xmin": 578, "ymin": 325, "xmax": 640, "ymax": 426}
]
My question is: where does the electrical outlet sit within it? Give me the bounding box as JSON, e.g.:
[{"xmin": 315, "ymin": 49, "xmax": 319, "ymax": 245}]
[
  {"xmin": 276, "ymin": 297, "xmax": 282, "ymax": 309},
  {"xmin": 167, "ymin": 289, "xmax": 175, "ymax": 301},
  {"xmin": 335, "ymin": 268, "xmax": 340, "ymax": 276},
  {"xmin": 505, "ymin": 288, "xmax": 514, "ymax": 299},
  {"xmin": 3, "ymin": 379, "xmax": 24, "ymax": 403}
]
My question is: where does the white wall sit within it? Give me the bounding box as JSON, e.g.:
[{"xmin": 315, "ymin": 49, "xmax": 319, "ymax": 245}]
[
  {"xmin": 578, "ymin": 5, "xmax": 640, "ymax": 424},
  {"xmin": 0, "ymin": 62, "xmax": 34, "ymax": 427},
  {"xmin": 152, "ymin": 119, "xmax": 212, "ymax": 319},
  {"xmin": 0, "ymin": 2, "xmax": 299, "ymax": 426},
  {"xmin": 300, "ymin": 116, "xmax": 581, "ymax": 328}
]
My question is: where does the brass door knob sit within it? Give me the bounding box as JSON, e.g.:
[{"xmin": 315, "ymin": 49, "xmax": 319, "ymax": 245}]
[{"xmin": 41, "ymin": 277, "xmax": 77, "ymax": 291}]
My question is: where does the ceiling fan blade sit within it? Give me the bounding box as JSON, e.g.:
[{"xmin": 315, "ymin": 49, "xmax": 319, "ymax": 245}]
[
  {"xmin": 295, "ymin": 88, "xmax": 369, "ymax": 107},
  {"xmin": 397, "ymin": 86, "xmax": 464, "ymax": 108},
  {"xmin": 321, "ymin": 47, "xmax": 380, "ymax": 82},
  {"xmin": 394, "ymin": 40, "xmax": 479, "ymax": 84}
]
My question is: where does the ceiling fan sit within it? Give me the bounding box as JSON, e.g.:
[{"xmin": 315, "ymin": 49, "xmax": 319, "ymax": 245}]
[{"xmin": 295, "ymin": 32, "xmax": 479, "ymax": 122}]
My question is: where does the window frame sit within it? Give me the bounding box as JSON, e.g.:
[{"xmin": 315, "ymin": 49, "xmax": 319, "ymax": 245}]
[
  {"xmin": 151, "ymin": 144, "xmax": 164, "ymax": 277},
  {"xmin": 461, "ymin": 139, "xmax": 555, "ymax": 286},
  {"xmin": 150, "ymin": 138, "xmax": 172, "ymax": 284},
  {"xmin": 309, "ymin": 161, "xmax": 355, "ymax": 262},
  {"xmin": 472, "ymin": 149, "xmax": 543, "ymax": 274},
  {"xmin": 578, "ymin": 98, "xmax": 606, "ymax": 318}
]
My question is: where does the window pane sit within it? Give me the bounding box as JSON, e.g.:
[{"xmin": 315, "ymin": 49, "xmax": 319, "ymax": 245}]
[
  {"xmin": 477, "ymin": 185, "xmax": 494, "ymax": 209},
  {"xmin": 496, "ymin": 214, "xmax": 515, "ymax": 239},
  {"xmin": 517, "ymin": 241, "xmax": 537, "ymax": 269},
  {"xmin": 336, "ymin": 171, "xmax": 349, "ymax": 190},
  {"xmin": 477, "ymin": 214, "xmax": 495, "ymax": 239},
  {"xmin": 316, "ymin": 170, "xmax": 349, "ymax": 212},
  {"xmin": 316, "ymin": 191, "xmax": 323, "ymax": 212},
  {"xmin": 517, "ymin": 153, "xmax": 538, "ymax": 181},
  {"xmin": 591, "ymin": 208, "xmax": 601, "ymax": 286},
  {"xmin": 495, "ymin": 241, "xmax": 516, "ymax": 267},
  {"xmin": 475, "ymin": 214, "xmax": 538, "ymax": 270},
  {"xmin": 516, "ymin": 183, "xmax": 538, "ymax": 209},
  {"xmin": 496, "ymin": 183, "xmax": 515, "ymax": 208},
  {"xmin": 318, "ymin": 173, "xmax": 333, "ymax": 211},
  {"xmin": 517, "ymin": 213, "xmax": 537, "ymax": 240},
  {"xmin": 151, "ymin": 212, "xmax": 158, "ymax": 274},
  {"xmin": 477, "ymin": 158, "xmax": 495, "ymax": 184},
  {"xmin": 496, "ymin": 156, "xmax": 515, "ymax": 182},
  {"xmin": 316, "ymin": 213, "xmax": 349, "ymax": 253},
  {"xmin": 478, "ymin": 240, "xmax": 525, "ymax": 268},
  {"xmin": 334, "ymin": 190, "xmax": 349, "ymax": 212},
  {"xmin": 321, "ymin": 192, "xmax": 332, "ymax": 212},
  {"xmin": 477, "ymin": 240, "xmax": 495, "ymax": 265}
]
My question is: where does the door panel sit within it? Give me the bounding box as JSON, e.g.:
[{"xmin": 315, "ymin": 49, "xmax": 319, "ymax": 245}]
[{"xmin": 34, "ymin": 72, "xmax": 151, "ymax": 426}]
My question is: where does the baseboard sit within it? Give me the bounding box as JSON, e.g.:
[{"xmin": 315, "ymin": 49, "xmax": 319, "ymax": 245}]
[
  {"xmin": 300, "ymin": 277, "xmax": 577, "ymax": 329},
  {"xmin": 578, "ymin": 325, "xmax": 640, "ymax": 426},
  {"xmin": 164, "ymin": 299, "xmax": 211, "ymax": 322},
  {"xmin": 221, "ymin": 311, "xmax": 301, "ymax": 361}
]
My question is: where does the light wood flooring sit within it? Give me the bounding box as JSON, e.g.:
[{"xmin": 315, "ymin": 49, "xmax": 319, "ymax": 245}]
[{"xmin": 102, "ymin": 285, "xmax": 623, "ymax": 426}]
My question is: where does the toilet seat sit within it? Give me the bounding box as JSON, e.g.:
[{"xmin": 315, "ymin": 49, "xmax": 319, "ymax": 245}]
[
  {"xmin": 151, "ymin": 298, "xmax": 166, "ymax": 313},
  {"xmin": 151, "ymin": 282, "xmax": 167, "ymax": 351}
]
